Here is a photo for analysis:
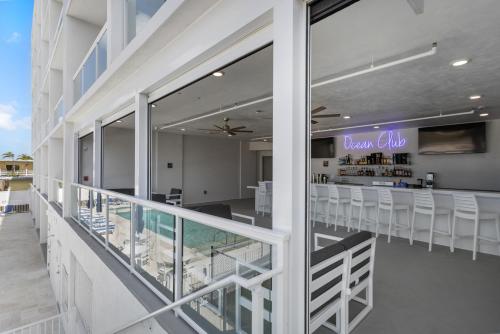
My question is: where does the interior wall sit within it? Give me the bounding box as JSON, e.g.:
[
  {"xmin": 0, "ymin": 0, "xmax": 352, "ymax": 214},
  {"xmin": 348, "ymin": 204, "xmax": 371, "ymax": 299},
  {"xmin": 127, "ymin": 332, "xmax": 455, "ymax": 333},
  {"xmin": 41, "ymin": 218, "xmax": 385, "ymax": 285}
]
[
  {"xmin": 102, "ymin": 127, "xmax": 135, "ymax": 189},
  {"xmin": 79, "ymin": 133, "xmax": 94, "ymax": 186},
  {"xmin": 153, "ymin": 133, "xmax": 257, "ymax": 204},
  {"xmin": 311, "ymin": 119, "xmax": 500, "ymax": 191}
]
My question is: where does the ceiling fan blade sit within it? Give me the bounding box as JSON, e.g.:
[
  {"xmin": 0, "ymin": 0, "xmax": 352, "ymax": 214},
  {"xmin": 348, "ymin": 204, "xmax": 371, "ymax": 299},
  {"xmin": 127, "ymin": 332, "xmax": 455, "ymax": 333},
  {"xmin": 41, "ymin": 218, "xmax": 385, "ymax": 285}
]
[
  {"xmin": 311, "ymin": 106, "xmax": 327, "ymax": 115},
  {"xmin": 232, "ymin": 130, "xmax": 254, "ymax": 133},
  {"xmin": 214, "ymin": 125, "xmax": 225, "ymax": 131},
  {"xmin": 198, "ymin": 128, "xmax": 221, "ymax": 131},
  {"xmin": 228, "ymin": 131, "xmax": 237, "ymax": 136},
  {"xmin": 312, "ymin": 113, "xmax": 341, "ymax": 118},
  {"xmin": 311, "ymin": 120, "xmax": 319, "ymax": 124},
  {"xmin": 230, "ymin": 126, "xmax": 246, "ymax": 131}
]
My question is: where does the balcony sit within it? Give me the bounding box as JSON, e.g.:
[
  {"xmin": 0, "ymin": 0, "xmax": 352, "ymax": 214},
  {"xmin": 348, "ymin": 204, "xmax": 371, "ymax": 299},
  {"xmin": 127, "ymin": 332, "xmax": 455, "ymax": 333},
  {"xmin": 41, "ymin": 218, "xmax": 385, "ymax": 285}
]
[
  {"xmin": 70, "ymin": 183, "xmax": 286, "ymax": 333},
  {"xmin": 125, "ymin": 0, "xmax": 167, "ymax": 45},
  {"xmin": 73, "ymin": 26, "xmax": 107, "ymax": 103}
]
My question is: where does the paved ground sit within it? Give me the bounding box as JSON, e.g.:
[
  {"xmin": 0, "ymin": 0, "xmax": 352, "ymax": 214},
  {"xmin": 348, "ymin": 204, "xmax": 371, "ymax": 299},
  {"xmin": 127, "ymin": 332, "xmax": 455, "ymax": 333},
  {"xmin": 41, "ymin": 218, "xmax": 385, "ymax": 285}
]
[{"xmin": 0, "ymin": 213, "xmax": 58, "ymax": 331}]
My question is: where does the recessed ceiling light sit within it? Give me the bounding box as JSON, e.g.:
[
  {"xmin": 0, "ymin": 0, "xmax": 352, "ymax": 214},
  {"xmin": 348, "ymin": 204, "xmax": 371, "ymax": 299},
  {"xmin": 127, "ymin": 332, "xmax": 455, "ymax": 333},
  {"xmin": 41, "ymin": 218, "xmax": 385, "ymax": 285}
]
[
  {"xmin": 479, "ymin": 113, "xmax": 489, "ymax": 117},
  {"xmin": 212, "ymin": 71, "xmax": 224, "ymax": 77},
  {"xmin": 228, "ymin": 134, "xmax": 233, "ymax": 137},
  {"xmin": 116, "ymin": 120, "xmax": 122, "ymax": 123},
  {"xmin": 469, "ymin": 95, "xmax": 482, "ymax": 100},
  {"xmin": 373, "ymin": 125, "xmax": 379, "ymax": 129},
  {"xmin": 451, "ymin": 59, "xmax": 470, "ymax": 67},
  {"xmin": 180, "ymin": 128, "xmax": 186, "ymax": 131},
  {"xmin": 343, "ymin": 115, "xmax": 351, "ymax": 119},
  {"xmin": 151, "ymin": 104, "xmax": 157, "ymax": 108},
  {"xmin": 263, "ymin": 139, "xmax": 268, "ymax": 142}
]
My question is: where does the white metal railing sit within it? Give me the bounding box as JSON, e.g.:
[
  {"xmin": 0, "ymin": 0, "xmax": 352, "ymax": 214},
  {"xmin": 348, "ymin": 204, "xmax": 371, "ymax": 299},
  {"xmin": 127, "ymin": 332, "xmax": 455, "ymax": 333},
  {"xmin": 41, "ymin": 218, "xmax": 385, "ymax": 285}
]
[
  {"xmin": 0, "ymin": 170, "xmax": 33, "ymax": 177},
  {"xmin": 70, "ymin": 183, "xmax": 288, "ymax": 333},
  {"xmin": 124, "ymin": 0, "xmax": 166, "ymax": 45},
  {"xmin": 73, "ymin": 25, "xmax": 108, "ymax": 103},
  {"xmin": 0, "ymin": 313, "xmax": 64, "ymax": 334},
  {"xmin": 53, "ymin": 96, "xmax": 64, "ymax": 126}
]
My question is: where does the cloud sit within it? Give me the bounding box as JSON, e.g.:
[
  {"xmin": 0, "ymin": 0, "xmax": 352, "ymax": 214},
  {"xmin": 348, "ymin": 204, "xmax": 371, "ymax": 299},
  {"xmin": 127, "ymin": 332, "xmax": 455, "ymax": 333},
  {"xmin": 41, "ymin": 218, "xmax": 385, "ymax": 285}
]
[
  {"xmin": 0, "ymin": 103, "xmax": 31, "ymax": 131},
  {"xmin": 6, "ymin": 32, "xmax": 21, "ymax": 43}
]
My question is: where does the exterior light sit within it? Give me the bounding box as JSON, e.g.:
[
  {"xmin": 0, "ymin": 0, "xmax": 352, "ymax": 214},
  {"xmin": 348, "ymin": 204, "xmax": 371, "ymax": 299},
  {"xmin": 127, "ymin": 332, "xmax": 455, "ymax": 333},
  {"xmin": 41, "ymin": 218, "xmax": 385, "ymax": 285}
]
[
  {"xmin": 180, "ymin": 128, "xmax": 186, "ymax": 131},
  {"xmin": 151, "ymin": 104, "xmax": 157, "ymax": 108},
  {"xmin": 479, "ymin": 113, "xmax": 489, "ymax": 117},
  {"xmin": 451, "ymin": 59, "xmax": 469, "ymax": 67},
  {"xmin": 373, "ymin": 125, "xmax": 380, "ymax": 129},
  {"xmin": 469, "ymin": 95, "xmax": 482, "ymax": 100},
  {"xmin": 343, "ymin": 115, "xmax": 351, "ymax": 119},
  {"xmin": 116, "ymin": 120, "xmax": 122, "ymax": 123},
  {"xmin": 212, "ymin": 71, "xmax": 224, "ymax": 77}
]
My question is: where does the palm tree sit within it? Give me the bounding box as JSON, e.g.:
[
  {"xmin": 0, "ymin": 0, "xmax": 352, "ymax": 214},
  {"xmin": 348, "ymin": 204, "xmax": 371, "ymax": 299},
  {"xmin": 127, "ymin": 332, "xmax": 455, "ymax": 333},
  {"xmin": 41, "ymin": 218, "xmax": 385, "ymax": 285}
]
[
  {"xmin": 17, "ymin": 154, "xmax": 33, "ymax": 161},
  {"xmin": 2, "ymin": 151, "xmax": 14, "ymax": 160}
]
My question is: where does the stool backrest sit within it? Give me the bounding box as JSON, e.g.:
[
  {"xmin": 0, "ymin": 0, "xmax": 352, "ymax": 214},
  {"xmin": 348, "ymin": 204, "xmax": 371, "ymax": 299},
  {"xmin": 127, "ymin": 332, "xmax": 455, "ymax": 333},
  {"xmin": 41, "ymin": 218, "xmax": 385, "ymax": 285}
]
[
  {"xmin": 328, "ymin": 184, "xmax": 340, "ymax": 200},
  {"xmin": 310, "ymin": 183, "xmax": 318, "ymax": 198},
  {"xmin": 414, "ymin": 191, "xmax": 434, "ymax": 209},
  {"xmin": 258, "ymin": 181, "xmax": 267, "ymax": 194},
  {"xmin": 351, "ymin": 187, "xmax": 364, "ymax": 202},
  {"xmin": 378, "ymin": 188, "xmax": 393, "ymax": 205},
  {"xmin": 453, "ymin": 192, "xmax": 478, "ymax": 214}
]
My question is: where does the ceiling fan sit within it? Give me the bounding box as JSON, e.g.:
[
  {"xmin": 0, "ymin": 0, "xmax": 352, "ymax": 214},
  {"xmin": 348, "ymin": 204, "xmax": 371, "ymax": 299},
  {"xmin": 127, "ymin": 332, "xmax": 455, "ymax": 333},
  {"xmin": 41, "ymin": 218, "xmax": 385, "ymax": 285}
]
[
  {"xmin": 198, "ymin": 118, "xmax": 254, "ymax": 136},
  {"xmin": 311, "ymin": 106, "xmax": 340, "ymax": 124}
]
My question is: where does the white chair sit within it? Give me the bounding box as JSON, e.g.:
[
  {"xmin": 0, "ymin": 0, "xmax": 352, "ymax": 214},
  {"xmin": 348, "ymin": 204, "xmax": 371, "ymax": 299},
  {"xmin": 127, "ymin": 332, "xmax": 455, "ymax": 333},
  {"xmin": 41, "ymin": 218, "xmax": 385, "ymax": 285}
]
[
  {"xmin": 348, "ymin": 187, "xmax": 377, "ymax": 232},
  {"xmin": 311, "ymin": 184, "xmax": 329, "ymax": 227},
  {"xmin": 256, "ymin": 181, "xmax": 272, "ymax": 215},
  {"xmin": 376, "ymin": 188, "xmax": 411, "ymax": 243},
  {"xmin": 326, "ymin": 185, "xmax": 351, "ymax": 230},
  {"xmin": 409, "ymin": 191, "xmax": 452, "ymax": 252},
  {"xmin": 451, "ymin": 193, "xmax": 500, "ymax": 261}
]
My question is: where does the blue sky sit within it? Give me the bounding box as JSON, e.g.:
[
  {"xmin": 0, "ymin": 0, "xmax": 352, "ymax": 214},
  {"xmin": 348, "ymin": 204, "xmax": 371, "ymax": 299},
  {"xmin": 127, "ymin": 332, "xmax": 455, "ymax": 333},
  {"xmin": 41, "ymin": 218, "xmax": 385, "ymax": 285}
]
[{"xmin": 0, "ymin": 0, "xmax": 33, "ymax": 157}]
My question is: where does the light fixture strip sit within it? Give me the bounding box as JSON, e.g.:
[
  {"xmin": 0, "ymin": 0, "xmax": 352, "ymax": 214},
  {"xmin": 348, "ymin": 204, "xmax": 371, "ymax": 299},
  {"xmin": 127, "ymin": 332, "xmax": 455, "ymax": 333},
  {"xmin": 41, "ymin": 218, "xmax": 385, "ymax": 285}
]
[
  {"xmin": 312, "ymin": 43, "xmax": 437, "ymax": 89},
  {"xmin": 160, "ymin": 96, "xmax": 273, "ymax": 129}
]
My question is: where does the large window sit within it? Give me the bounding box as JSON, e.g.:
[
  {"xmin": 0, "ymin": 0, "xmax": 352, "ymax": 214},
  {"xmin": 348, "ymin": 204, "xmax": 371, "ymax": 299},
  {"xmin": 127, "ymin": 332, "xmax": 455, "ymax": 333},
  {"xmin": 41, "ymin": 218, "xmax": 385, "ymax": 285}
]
[{"xmin": 306, "ymin": 0, "xmax": 500, "ymax": 333}]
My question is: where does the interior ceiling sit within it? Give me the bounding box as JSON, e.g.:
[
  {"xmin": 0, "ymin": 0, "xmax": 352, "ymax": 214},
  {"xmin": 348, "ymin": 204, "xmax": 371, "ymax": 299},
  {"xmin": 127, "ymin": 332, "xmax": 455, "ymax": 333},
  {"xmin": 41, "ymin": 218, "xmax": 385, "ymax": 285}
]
[{"xmin": 144, "ymin": 0, "xmax": 500, "ymax": 140}]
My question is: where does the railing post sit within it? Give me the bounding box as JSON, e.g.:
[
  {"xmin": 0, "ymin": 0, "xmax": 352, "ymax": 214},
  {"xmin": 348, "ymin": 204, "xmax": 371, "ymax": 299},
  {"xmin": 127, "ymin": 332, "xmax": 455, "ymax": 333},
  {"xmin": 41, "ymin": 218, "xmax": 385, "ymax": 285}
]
[
  {"xmin": 89, "ymin": 190, "xmax": 93, "ymax": 233},
  {"xmin": 252, "ymin": 286, "xmax": 265, "ymax": 334},
  {"xmin": 235, "ymin": 264, "xmax": 242, "ymax": 333},
  {"xmin": 130, "ymin": 203, "xmax": 136, "ymax": 273},
  {"xmin": 105, "ymin": 194, "xmax": 109, "ymax": 249},
  {"xmin": 174, "ymin": 215, "xmax": 183, "ymax": 314},
  {"xmin": 77, "ymin": 187, "xmax": 81, "ymax": 224}
]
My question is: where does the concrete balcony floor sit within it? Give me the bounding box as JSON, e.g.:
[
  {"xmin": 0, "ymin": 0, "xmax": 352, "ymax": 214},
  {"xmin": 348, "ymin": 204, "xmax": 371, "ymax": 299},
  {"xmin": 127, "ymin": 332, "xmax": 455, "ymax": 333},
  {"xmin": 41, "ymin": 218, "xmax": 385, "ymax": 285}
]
[{"xmin": 0, "ymin": 213, "xmax": 57, "ymax": 331}]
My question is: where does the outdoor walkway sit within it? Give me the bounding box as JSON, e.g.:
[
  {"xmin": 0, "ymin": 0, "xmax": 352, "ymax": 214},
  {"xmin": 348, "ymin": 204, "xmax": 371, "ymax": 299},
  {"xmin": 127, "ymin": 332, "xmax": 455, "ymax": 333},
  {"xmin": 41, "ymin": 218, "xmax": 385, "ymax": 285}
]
[{"xmin": 0, "ymin": 213, "xmax": 58, "ymax": 331}]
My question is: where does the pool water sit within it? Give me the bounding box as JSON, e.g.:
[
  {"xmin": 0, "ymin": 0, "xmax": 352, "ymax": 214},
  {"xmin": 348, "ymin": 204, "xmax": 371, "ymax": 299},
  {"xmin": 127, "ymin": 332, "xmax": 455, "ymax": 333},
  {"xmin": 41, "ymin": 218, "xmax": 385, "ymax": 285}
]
[{"xmin": 114, "ymin": 208, "xmax": 247, "ymax": 250}]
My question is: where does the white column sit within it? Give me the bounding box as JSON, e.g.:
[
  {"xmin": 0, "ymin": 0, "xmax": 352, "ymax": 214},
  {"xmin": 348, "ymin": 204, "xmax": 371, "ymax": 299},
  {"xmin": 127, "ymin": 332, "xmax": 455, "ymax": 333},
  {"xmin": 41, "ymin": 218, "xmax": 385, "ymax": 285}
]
[
  {"xmin": 63, "ymin": 121, "xmax": 75, "ymax": 218},
  {"xmin": 272, "ymin": 0, "xmax": 308, "ymax": 333},
  {"xmin": 41, "ymin": 145, "xmax": 48, "ymax": 194},
  {"xmin": 107, "ymin": 0, "xmax": 125, "ymax": 65},
  {"xmin": 135, "ymin": 93, "xmax": 149, "ymax": 199},
  {"xmin": 93, "ymin": 120, "xmax": 102, "ymax": 188}
]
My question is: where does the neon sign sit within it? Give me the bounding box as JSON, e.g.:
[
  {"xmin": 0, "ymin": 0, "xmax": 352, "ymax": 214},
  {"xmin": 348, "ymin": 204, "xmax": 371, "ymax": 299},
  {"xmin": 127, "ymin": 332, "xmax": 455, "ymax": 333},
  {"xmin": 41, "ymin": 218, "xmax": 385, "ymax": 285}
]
[{"xmin": 344, "ymin": 131, "xmax": 407, "ymax": 151}]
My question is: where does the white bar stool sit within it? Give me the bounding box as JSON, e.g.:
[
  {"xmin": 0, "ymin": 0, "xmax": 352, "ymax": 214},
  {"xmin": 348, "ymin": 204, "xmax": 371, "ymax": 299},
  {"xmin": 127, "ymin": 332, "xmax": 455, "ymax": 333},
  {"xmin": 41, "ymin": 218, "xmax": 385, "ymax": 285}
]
[
  {"xmin": 348, "ymin": 187, "xmax": 377, "ymax": 232},
  {"xmin": 376, "ymin": 188, "xmax": 411, "ymax": 243},
  {"xmin": 327, "ymin": 184, "xmax": 351, "ymax": 230},
  {"xmin": 451, "ymin": 193, "xmax": 500, "ymax": 261},
  {"xmin": 409, "ymin": 191, "xmax": 452, "ymax": 252},
  {"xmin": 256, "ymin": 181, "xmax": 272, "ymax": 215},
  {"xmin": 310, "ymin": 184, "xmax": 329, "ymax": 227}
]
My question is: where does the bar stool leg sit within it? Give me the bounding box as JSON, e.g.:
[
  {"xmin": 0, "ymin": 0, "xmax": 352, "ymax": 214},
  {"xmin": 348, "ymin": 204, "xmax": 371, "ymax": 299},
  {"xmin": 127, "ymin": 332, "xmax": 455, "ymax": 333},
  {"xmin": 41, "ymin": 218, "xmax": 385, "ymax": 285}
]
[
  {"xmin": 428, "ymin": 213, "xmax": 435, "ymax": 252},
  {"xmin": 472, "ymin": 215, "xmax": 479, "ymax": 261},
  {"xmin": 334, "ymin": 202, "xmax": 339, "ymax": 231},
  {"xmin": 358, "ymin": 206, "xmax": 364, "ymax": 232},
  {"xmin": 375, "ymin": 207, "xmax": 381, "ymax": 238},
  {"xmin": 447, "ymin": 211, "xmax": 453, "ymax": 251},
  {"xmin": 313, "ymin": 199, "xmax": 317, "ymax": 228},
  {"xmin": 348, "ymin": 204, "xmax": 353, "ymax": 232},
  {"xmin": 450, "ymin": 213, "xmax": 457, "ymax": 253},
  {"xmin": 410, "ymin": 209, "xmax": 416, "ymax": 245},
  {"xmin": 387, "ymin": 208, "xmax": 394, "ymax": 243},
  {"xmin": 496, "ymin": 215, "xmax": 500, "ymax": 255}
]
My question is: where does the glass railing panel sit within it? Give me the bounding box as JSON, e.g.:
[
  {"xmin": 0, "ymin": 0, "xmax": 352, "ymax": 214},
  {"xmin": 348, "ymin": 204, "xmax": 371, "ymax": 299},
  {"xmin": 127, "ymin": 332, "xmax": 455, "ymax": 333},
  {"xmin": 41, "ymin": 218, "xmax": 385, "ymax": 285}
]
[
  {"xmin": 91, "ymin": 191, "xmax": 108, "ymax": 243},
  {"xmin": 181, "ymin": 219, "xmax": 273, "ymax": 333},
  {"xmin": 82, "ymin": 49, "xmax": 97, "ymax": 93},
  {"xmin": 125, "ymin": 0, "xmax": 165, "ymax": 44},
  {"xmin": 107, "ymin": 194, "xmax": 132, "ymax": 262},
  {"xmin": 134, "ymin": 206, "xmax": 175, "ymax": 299},
  {"xmin": 97, "ymin": 31, "xmax": 107, "ymax": 77},
  {"xmin": 73, "ymin": 68, "xmax": 83, "ymax": 102},
  {"xmin": 71, "ymin": 185, "xmax": 79, "ymax": 221},
  {"xmin": 79, "ymin": 188, "xmax": 92, "ymax": 231},
  {"xmin": 55, "ymin": 180, "xmax": 63, "ymax": 207},
  {"xmin": 54, "ymin": 98, "xmax": 64, "ymax": 124}
]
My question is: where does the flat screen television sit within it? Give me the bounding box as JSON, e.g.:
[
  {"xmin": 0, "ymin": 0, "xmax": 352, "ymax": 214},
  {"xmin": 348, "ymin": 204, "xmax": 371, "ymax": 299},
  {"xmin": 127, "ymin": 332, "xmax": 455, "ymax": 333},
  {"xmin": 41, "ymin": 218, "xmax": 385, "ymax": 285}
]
[
  {"xmin": 418, "ymin": 122, "xmax": 486, "ymax": 154},
  {"xmin": 312, "ymin": 137, "xmax": 335, "ymax": 158}
]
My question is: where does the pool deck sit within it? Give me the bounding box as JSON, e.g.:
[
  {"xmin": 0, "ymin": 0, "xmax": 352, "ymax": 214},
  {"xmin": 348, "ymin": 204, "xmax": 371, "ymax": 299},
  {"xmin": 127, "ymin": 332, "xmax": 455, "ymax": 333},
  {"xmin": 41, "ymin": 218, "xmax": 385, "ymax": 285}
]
[{"xmin": 0, "ymin": 213, "xmax": 58, "ymax": 331}]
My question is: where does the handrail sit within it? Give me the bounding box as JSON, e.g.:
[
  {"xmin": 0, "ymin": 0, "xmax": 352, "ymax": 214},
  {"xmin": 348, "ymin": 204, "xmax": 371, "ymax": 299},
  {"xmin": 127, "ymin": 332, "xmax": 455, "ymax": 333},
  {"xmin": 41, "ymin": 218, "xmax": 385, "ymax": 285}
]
[
  {"xmin": 73, "ymin": 183, "xmax": 289, "ymax": 245},
  {"xmin": 0, "ymin": 313, "xmax": 63, "ymax": 334},
  {"xmin": 72, "ymin": 23, "xmax": 108, "ymax": 81},
  {"xmin": 110, "ymin": 268, "xmax": 281, "ymax": 333}
]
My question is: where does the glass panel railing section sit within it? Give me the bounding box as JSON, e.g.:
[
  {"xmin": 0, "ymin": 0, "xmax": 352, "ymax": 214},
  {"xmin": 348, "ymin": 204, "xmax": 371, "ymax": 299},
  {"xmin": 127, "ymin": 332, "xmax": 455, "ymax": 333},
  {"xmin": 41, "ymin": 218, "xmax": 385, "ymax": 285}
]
[
  {"xmin": 181, "ymin": 219, "xmax": 273, "ymax": 333},
  {"xmin": 55, "ymin": 179, "xmax": 63, "ymax": 207},
  {"xmin": 125, "ymin": 0, "xmax": 165, "ymax": 44},
  {"xmin": 72, "ymin": 27, "xmax": 107, "ymax": 104},
  {"xmin": 107, "ymin": 194, "xmax": 132, "ymax": 262},
  {"xmin": 91, "ymin": 191, "xmax": 108, "ymax": 243},
  {"xmin": 54, "ymin": 97, "xmax": 64, "ymax": 125},
  {"xmin": 79, "ymin": 188, "xmax": 92, "ymax": 231},
  {"xmin": 134, "ymin": 206, "xmax": 175, "ymax": 299},
  {"xmin": 71, "ymin": 185, "xmax": 79, "ymax": 221}
]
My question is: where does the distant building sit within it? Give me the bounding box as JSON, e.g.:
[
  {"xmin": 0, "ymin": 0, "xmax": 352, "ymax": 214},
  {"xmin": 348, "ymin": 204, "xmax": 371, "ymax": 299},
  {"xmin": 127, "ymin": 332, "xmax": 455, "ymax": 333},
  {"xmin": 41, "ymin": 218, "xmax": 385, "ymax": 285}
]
[{"xmin": 0, "ymin": 160, "xmax": 33, "ymax": 177}]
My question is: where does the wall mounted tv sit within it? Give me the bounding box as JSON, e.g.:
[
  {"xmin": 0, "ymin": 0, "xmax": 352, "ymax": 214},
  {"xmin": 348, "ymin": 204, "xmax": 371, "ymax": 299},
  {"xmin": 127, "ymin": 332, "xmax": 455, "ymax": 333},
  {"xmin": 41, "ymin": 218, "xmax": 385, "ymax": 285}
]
[
  {"xmin": 418, "ymin": 122, "xmax": 486, "ymax": 155},
  {"xmin": 312, "ymin": 137, "xmax": 335, "ymax": 158}
]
